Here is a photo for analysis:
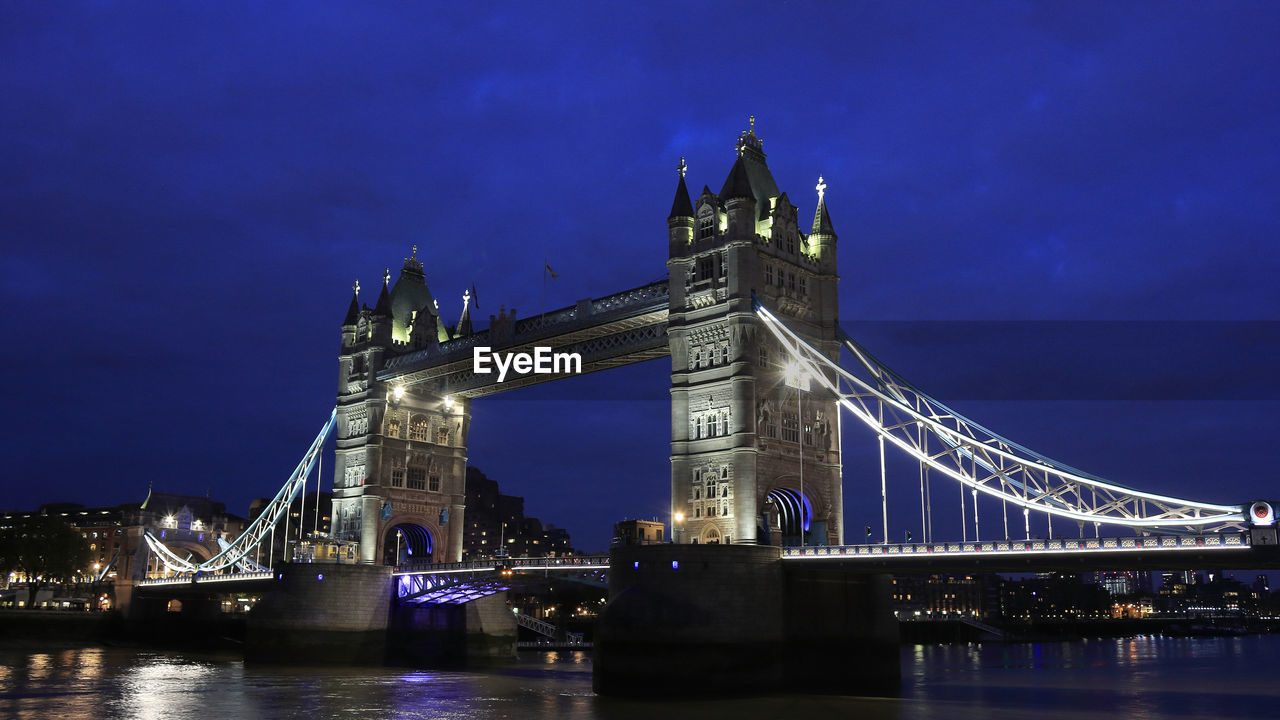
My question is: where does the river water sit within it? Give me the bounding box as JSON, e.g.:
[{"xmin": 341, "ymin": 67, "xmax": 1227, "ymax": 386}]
[{"xmin": 2, "ymin": 636, "xmax": 1277, "ymax": 719}]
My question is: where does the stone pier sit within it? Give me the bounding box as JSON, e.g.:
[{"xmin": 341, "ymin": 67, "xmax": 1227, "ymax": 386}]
[{"xmin": 594, "ymin": 544, "xmax": 899, "ymax": 697}]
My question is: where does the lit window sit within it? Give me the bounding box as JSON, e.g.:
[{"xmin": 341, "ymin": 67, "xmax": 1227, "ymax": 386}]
[
  {"xmin": 437, "ymin": 427, "xmax": 449, "ymax": 445},
  {"xmin": 386, "ymin": 417, "xmax": 401, "ymax": 437},
  {"xmin": 782, "ymin": 413, "xmax": 799, "ymax": 443},
  {"xmin": 409, "ymin": 416, "xmax": 428, "ymax": 442},
  {"xmin": 698, "ymin": 215, "xmax": 715, "ymax": 240}
]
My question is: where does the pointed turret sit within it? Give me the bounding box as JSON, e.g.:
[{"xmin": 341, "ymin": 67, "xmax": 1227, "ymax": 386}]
[
  {"xmin": 808, "ymin": 176, "xmax": 838, "ymax": 272},
  {"xmin": 811, "ymin": 176, "xmax": 835, "ymax": 236},
  {"xmin": 389, "ymin": 244, "xmax": 440, "ymax": 343},
  {"xmin": 456, "ymin": 289, "xmax": 474, "ymax": 337},
  {"xmin": 343, "ymin": 280, "xmax": 361, "ymax": 326},
  {"xmin": 719, "ymin": 156, "xmax": 754, "ymax": 200},
  {"xmin": 668, "ymin": 157, "xmax": 694, "ymax": 219},
  {"xmin": 374, "ymin": 268, "xmax": 392, "ymax": 316},
  {"xmin": 668, "ymin": 158, "xmax": 695, "ymax": 252}
]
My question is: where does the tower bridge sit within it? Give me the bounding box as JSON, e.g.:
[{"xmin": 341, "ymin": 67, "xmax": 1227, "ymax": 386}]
[{"xmin": 124, "ymin": 121, "xmax": 1279, "ymax": 697}]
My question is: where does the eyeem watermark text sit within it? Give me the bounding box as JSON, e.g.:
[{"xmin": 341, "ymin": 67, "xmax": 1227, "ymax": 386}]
[{"xmin": 474, "ymin": 347, "xmax": 583, "ymax": 382}]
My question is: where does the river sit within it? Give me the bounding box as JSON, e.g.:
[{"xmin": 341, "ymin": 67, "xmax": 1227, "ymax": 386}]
[{"xmin": 2, "ymin": 636, "xmax": 1277, "ymax": 719}]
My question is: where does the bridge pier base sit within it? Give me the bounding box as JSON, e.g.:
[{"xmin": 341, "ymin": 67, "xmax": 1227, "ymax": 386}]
[
  {"xmin": 387, "ymin": 592, "xmax": 517, "ymax": 667},
  {"xmin": 246, "ymin": 563, "xmax": 393, "ymax": 664},
  {"xmin": 595, "ymin": 545, "xmax": 899, "ymax": 698}
]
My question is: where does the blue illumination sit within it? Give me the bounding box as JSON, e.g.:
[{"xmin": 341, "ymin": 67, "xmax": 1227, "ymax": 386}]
[
  {"xmin": 633, "ymin": 561, "xmax": 639, "ymax": 569},
  {"xmin": 317, "ymin": 574, "xmax": 324, "ymax": 581},
  {"xmin": 671, "ymin": 560, "xmax": 679, "ymax": 570}
]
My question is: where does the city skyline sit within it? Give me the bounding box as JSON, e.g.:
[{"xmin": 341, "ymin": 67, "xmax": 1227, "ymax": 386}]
[{"xmin": 4, "ymin": 2, "xmax": 1279, "ymax": 552}]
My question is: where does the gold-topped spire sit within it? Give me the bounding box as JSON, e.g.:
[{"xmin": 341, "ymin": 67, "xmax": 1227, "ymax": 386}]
[
  {"xmin": 383, "ymin": 267, "xmax": 391, "ymax": 286},
  {"xmin": 353, "ymin": 279, "xmax": 360, "ymax": 297},
  {"xmin": 816, "ymin": 176, "xmax": 827, "ymax": 204},
  {"xmin": 735, "ymin": 115, "xmax": 763, "ymax": 155},
  {"xmin": 403, "ymin": 243, "xmax": 424, "ymax": 272},
  {"xmin": 678, "ymin": 156, "xmax": 687, "ymax": 179},
  {"xmin": 748, "ymin": 114, "xmax": 755, "ymax": 135}
]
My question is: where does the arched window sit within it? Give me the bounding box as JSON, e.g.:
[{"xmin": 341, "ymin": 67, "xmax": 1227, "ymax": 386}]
[
  {"xmin": 409, "ymin": 416, "xmax": 428, "ymax": 442},
  {"xmin": 385, "ymin": 416, "xmax": 401, "ymax": 438}
]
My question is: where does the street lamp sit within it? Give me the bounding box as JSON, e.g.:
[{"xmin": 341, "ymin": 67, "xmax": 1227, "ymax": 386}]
[
  {"xmin": 392, "ymin": 385, "xmax": 405, "ymax": 401},
  {"xmin": 673, "ymin": 512, "xmax": 684, "ymax": 544}
]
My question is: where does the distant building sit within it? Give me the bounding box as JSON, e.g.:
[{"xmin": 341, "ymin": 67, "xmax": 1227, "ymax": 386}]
[
  {"xmin": 613, "ymin": 519, "xmax": 665, "ymax": 546},
  {"xmin": 461, "ymin": 467, "xmax": 575, "ymax": 559},
  {"xmin": 892, "ymin": 574, "xmax": 999, "ymax": 619}
]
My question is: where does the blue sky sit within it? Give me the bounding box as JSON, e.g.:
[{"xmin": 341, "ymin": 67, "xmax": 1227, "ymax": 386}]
[{"xmin": 3, "ymin": 1, "xmax": 1278, "ymax": 551}]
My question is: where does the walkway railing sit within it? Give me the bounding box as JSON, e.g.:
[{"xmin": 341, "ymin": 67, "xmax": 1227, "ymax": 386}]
[{"xmin": 782, "ymin": 532, "xmax": 1250, "ymax": 560}]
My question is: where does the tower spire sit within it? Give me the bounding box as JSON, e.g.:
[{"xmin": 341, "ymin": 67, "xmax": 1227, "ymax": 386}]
[
  {"xmin": 456, "ymin": 288, "xmax": 473, "ymax": 337},
  {"xmin": 374, "ymin": 268, "xmax": 392, "ymax": 316},
  {"xmin": 668, "ymin": 156, "xmax": 694, "ymax": 219},
  {"xmin": 343, "ymin": 279, "xmax": 361, "ymax": 325},
  {"xmin": 811, "ymin": 175, "xmax": 835, "ymax": 236}
]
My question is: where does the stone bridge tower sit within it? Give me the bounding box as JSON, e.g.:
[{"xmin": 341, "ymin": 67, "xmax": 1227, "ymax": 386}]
[
  {"xmin": 332, "ymin": 250, "xmax": 470, "ymax": 565},
  {"xmin": 667, "ymin": 123, "xmax": 843, "ymax": 546}
]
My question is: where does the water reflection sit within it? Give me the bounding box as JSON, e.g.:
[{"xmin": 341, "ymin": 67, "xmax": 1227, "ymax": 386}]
[{"xmin": 4, "ymin": 638, "xmax": 1280, "ymax": 719}]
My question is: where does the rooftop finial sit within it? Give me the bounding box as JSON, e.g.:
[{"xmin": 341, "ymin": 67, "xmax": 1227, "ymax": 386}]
[
  {"xmin": 816, "ymin": 176, "xmax": 827, "ymax": 204},
  {"xmin": 678, "ymin": 156, "xmax": 687, "ymax": 179},
  {"xmin": 736, "ymin": 116, "xmax": 763, "ymax": 155},
  {"xmin": 748, "ymin": 114, "xmax": 755, "ymax": 135},
  {"xmin": 403, "ymin": 243, "xmax": 424, "ymax": 272},
  {"xmin": 353, "ymin": 279, "xmax": 360, "ymax": 297}
]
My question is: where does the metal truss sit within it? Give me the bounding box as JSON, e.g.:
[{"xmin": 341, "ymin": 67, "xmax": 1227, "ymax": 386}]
[
  {"xmin": 396, "ymin": 571, "xmax": 510, "ymax": 605},
  {"xmin": 755, "ymin": 303, "xmax": 1248, "ymax": 532},
  {"xmin": 378, "ymin": 280, "xmax": 671, "ymax": 393},
  {"xmin": 145, "ymin": 408, "xmax": 337, "ymax": 574}
]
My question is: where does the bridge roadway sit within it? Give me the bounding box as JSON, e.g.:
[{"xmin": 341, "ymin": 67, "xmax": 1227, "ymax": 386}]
[{"xmin": 134, "ymin": 532, "xmax": 1280, "ymax": 597}]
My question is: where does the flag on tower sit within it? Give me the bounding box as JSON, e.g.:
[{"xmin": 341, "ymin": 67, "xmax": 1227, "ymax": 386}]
[{"xmin": 545, "ymin": 261, "xmax": 558, "ymax": 281}]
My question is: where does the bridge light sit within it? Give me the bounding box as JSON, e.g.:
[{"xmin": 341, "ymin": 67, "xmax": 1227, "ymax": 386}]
[{"xmin": 393, "ymin": 386, "xmax": 405, "ymax": 401}]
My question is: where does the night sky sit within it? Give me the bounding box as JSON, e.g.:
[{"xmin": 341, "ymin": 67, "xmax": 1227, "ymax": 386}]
[{"xmin": 4, "ymin": 2, "xmax": 1278, "ymax": 553}]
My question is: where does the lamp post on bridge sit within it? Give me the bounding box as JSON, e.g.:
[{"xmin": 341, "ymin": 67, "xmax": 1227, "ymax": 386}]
[
  {"xmin": 673, "ymin": 512, "xmax": 684, "ymax": 544},
  {"xmin": 783, "ymin": 359, "xmax": 811, "ymax": 546}
]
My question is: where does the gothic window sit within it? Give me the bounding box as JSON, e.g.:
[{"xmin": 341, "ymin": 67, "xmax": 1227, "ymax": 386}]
[
  {"xmin": 695, "ymin": 507, "xmax": 702, "ymax": 518},
  {"xmin": 782, "ymin": 413, "xmax": 800, "ymax": 443},
  {"xmin": 697, "ymin": 416, "xmax": 706, "ymax": 439},
  {"xmin": 695, "ymin": 488, "xmax": 701, "ymax": 500},
  {"xmin": 776, "ymin": 270, "xmax": 784, "ymax": 288},
  {"xmin": 698, "ymin": 214, "xmax": 715, "ymax": 240},
  {"xmin": 428, "ymin": 475, "xmax": 441, "ymax": 492},
  {"xmin": 799, "ymin": 275, "xmax": 807, "ymax": 295},
  {"xmin": 720, "ymin": 252, "xmax": 728, "ymax": 278},
  {"xmin": 690, "ymin": 345, "xmax": 700, "ymax": 370},
  {"xmin": 719, "ymin": 344, "xmax": 729, "ymax": 365},
  {"xmin": 720, "ymin": 465, "xmax": 729, "ymax": 479},
  {"xmin": 698, "ymin": 256, "xmax": 714, "ymax": 280},
  {"xmin": 437, "ymin": 426, "xmax": 449, "ymax": 445},
  {"xmin": 758, "ymin": 346, "xmax": 768, "ymax": 368},
  {"xmin": 765, "ymin": 264, "xmax": 773, "ymax": 286},
  {"xmin": 788, "ymin": 272, "xmax": 796, "ymax": 291},
  {"xmin": 409, "ymin": 416, "xmax": 429, "ymax": 442},
  {"xmin": 694, "ymin": 468, "xmax": 702, "ymax": 484},
  {"xmin": 785, "ymin": 235, "xmax": 796, "ymax": 254},
  {"xmin": 391, "ymin": 468, "xmax": 405, "ymax": 488},
  {"xmin": 351, "ymin": 355, "xmax": 365, "ymax": 374},
  {"xmin": 407, "ymin": 467, "xmax": 427, "ymax": 490}
]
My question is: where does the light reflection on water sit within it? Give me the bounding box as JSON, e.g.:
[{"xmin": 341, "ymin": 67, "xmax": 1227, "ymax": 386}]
[{"xmin": 2, "ymin": 639, "xmax": 1280, "ymax": 719}]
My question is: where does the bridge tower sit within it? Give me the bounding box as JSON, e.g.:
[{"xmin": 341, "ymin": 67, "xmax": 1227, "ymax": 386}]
[
  {"xmin": 667, "ymin": 123, "xmax": 843, "ymax": 546},
  {"xmin": 333, "ymin": 250, "xmax": 469, "ymax": 565}
]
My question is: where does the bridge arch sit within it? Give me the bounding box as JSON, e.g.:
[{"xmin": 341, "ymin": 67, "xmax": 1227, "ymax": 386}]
[
  {"xmin": 382, "ymin": 519, "xmax": 436, "ymax": 565},
  {"xmin": 763, "ymin": 486, "xmax": 812, "ymax": 546}
]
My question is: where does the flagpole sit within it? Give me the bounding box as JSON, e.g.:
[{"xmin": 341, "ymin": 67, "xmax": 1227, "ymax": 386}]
[{"xmin": 541, "ymin": 258, "xmax": 546, "ymax": 320}]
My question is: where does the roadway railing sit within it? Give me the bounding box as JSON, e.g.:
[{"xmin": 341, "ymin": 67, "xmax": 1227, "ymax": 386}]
[
  {"xmin": 137, "ymin": 570, "xmax": 276, "ymax": 587},
  {"xmin": 394, "ymin": 555, "xmax": 611, "ymax": 576},
  {"xmin": 782, "ymin": 532, "xmax": 1250, "ymax": 560}
]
